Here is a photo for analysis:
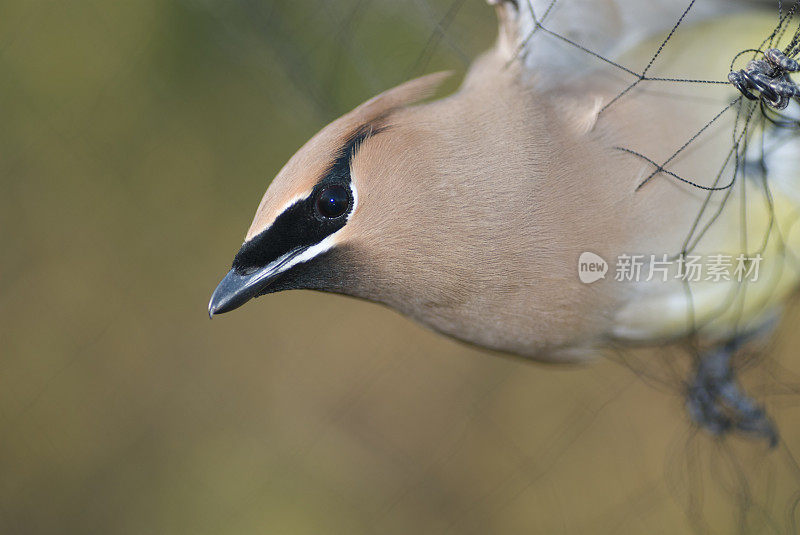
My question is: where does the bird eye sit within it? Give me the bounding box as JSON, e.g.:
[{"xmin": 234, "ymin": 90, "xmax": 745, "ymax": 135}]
[{"xmin": 315, "ymin": 184, "xmax": 351, "ymax": 219}]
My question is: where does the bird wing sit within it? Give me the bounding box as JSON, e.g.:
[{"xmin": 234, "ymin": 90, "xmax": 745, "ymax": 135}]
[{"xmin": 491, "ymin": 0, "xmax": 778, "ymax": 89}]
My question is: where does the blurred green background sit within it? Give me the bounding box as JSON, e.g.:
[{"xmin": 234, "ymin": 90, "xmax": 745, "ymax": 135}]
[{"xmin": 2, "ymin": 1, "xmax": 800, "ymax": 533}]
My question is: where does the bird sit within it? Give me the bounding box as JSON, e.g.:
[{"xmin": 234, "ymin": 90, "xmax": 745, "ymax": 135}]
[{"xmin": 209, "ymin": 0, "xmax": 800, "ymax": 445}]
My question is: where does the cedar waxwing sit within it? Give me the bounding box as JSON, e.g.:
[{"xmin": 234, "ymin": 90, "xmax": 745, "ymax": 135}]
[{"xmin": 209, "ymin": 0, "xmax": 800, "ymax": 445}]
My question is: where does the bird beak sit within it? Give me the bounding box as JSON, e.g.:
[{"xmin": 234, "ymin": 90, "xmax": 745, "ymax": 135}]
[{"xmin": 208, "ymin": 264, "xmax": 281, "ymax": 318}]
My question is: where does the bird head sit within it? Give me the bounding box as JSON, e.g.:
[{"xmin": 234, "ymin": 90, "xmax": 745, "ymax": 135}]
[{"xmin": 208, "ymin": 72, "xmax": 454, "ymax": 317}]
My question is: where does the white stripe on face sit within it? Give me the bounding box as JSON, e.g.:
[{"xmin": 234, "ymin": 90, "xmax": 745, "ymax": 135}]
[{"xmin": 246, "ymin": 178, "xmax": 359, "ymax": 280}]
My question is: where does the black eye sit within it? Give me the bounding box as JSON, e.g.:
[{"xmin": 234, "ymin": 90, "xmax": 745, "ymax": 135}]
[{"xmin": 315, "ymin": 184, "xmax": 351, "ymax": 219}]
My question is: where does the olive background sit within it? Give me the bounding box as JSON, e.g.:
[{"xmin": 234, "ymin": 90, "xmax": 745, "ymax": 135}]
[{"xmin": 2, "ymin": 1, "xmax": 800, "ymax": 533}]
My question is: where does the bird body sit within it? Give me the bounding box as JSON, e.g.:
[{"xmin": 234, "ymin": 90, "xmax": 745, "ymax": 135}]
[{"xmin": 210, "ymin": 1, "xmax": 800, "ymax": 440}]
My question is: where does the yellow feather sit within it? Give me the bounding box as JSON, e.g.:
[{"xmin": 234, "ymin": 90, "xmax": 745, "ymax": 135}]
[{"xmin": 613, "ymin": 13, "xmax": 800, "ymax": 342}]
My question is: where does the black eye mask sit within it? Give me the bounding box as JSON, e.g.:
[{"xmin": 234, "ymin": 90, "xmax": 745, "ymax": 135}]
[{"xmin": 231, "ymin": 125, "xmax": 382, "ymax": 274}]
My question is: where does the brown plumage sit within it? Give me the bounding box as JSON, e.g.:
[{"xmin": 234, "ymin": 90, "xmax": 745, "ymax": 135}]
[
  {"xmin": 210, "ymin": 1, "xmax": 800, "ymax": 442},
  {"xmin": 210, "ymin": 40, "xmax": 719, "ymax": 358}
]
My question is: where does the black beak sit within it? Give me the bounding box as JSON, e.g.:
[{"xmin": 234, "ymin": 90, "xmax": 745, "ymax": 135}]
[
  {"xmin": 208, "ymin": 267, "xmax": 271, "ymax": 317},
  {"xmin": 208, "ymin": 246, "xmax": 309, "ymax": 317}
]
